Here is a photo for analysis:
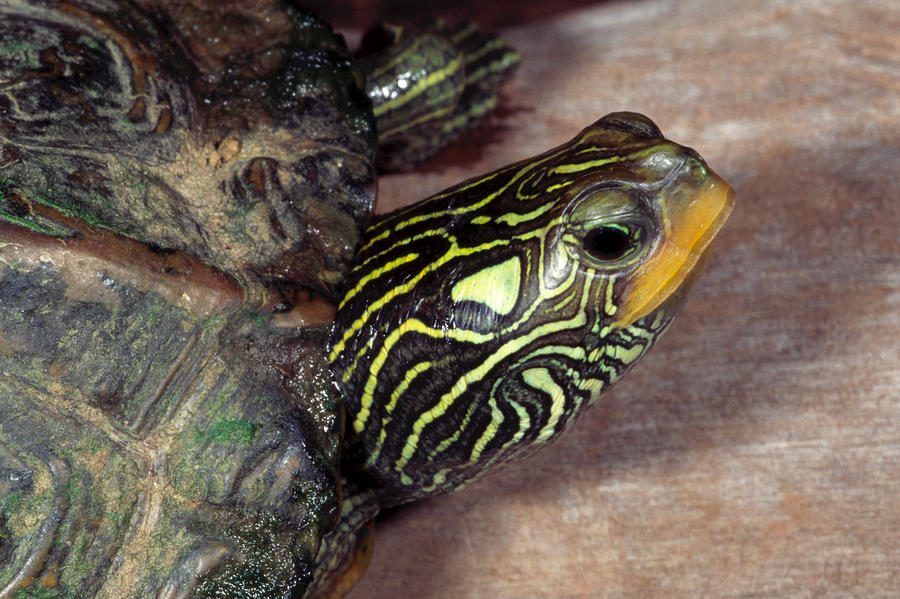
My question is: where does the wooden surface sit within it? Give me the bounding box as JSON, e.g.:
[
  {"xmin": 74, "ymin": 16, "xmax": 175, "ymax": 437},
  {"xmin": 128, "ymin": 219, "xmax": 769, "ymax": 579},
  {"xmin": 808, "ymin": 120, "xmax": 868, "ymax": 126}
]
[{"xmin": 348, "ymin": 0, "xmax": 900, "ymax": 597}]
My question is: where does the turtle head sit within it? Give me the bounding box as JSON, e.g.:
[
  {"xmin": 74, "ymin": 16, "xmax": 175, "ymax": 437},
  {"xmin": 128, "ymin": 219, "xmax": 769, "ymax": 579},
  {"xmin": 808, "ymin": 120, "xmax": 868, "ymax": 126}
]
[{"xmin": 330, "ymin": 112, "xmax": 734, "ymax": 505}]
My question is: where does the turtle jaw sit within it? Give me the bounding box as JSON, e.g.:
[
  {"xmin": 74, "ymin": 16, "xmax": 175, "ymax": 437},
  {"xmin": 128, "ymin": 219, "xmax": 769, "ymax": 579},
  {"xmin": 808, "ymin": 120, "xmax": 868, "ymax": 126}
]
[{"xmin": 612, "ymin": 167, "xmax": 735, "ymax": 328}]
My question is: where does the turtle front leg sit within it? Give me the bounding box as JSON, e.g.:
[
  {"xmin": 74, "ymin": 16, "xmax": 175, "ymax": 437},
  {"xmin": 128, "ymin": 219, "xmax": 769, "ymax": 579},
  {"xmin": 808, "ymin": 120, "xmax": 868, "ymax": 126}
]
[
  {"xmin": 354, "ymin": 21, "xmax": 520, "ymax": 170},
  {"xmin": 307, "ymin": 483, "xmax": 379, "ymax": 599}
]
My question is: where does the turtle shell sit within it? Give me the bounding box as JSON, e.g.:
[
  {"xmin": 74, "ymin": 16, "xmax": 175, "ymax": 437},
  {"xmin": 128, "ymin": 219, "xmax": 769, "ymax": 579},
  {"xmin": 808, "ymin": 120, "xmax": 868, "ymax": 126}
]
[{"xmin": 0, "ymin": 0, "xmax": 376, "ymax": 596}]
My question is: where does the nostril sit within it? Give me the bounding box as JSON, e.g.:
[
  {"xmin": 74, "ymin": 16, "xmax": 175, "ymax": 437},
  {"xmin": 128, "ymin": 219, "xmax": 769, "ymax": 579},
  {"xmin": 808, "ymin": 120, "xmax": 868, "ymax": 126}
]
[
  {"xmin": 689, "ymin": 160, "xmax": 708, "ymax": 180},
  {"xmin": 677, "ymin": 147, "xmax": 709, "ymax": 179}
]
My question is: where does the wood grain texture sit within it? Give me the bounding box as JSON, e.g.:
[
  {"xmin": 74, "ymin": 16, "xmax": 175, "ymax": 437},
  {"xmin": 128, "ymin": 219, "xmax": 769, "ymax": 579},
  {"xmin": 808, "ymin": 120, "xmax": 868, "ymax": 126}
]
[{"xmin": 350, "ymin": 0, "xmax": 900, "ymax": 597}]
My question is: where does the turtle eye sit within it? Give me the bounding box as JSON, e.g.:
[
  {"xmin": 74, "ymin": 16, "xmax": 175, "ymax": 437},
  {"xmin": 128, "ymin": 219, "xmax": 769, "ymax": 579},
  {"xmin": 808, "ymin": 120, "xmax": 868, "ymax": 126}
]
[{"xmin": 583, "ymin": 225, "xmax": 634, "ymax": 261}]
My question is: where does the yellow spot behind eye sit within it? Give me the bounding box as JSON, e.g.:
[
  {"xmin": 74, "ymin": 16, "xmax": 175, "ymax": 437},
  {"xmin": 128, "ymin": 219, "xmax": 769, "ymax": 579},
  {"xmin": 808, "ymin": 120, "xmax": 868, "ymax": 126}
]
[
  {"xmin": 614, "ymin": 173, "xmax": 735, "ymax": 327},
  {"xmin": 451, "ymin": 256, "xmax": 521, "ymax": 315}
]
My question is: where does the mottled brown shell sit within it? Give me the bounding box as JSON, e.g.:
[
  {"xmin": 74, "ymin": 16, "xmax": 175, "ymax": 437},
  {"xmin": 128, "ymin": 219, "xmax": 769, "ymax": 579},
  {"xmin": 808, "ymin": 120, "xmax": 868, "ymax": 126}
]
[{"xmin": 0, "ymin": 0, "xmax": 376, "ymax": 597}]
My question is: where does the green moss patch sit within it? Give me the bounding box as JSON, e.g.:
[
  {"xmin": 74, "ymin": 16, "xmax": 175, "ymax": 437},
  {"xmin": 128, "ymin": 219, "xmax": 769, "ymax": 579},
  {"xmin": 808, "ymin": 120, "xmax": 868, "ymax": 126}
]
[{"xmin": 195, "ymin": 420, "xmax": 262, "ymax": 447}]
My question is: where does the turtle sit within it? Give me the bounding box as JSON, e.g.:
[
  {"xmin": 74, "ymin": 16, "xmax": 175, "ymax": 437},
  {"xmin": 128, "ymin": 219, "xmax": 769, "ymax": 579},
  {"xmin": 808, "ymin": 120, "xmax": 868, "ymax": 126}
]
[{"xmin": 0, "ymin": 1, "xmax": 735, "ymax": 598}]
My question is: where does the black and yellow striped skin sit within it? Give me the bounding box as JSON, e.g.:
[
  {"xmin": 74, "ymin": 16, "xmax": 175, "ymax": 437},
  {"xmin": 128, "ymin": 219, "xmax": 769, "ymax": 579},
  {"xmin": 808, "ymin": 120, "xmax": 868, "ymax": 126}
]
[
  {"xmin": 356, "ymin": 20, "xmax": 520, "ymax": 170},
  {"xmin": 329, "ymin": 112, "xmax": 734, "ymax": 506},
  {"xmin": 358, "ymin": 32, "xmax": 466, "ymax": 143}
]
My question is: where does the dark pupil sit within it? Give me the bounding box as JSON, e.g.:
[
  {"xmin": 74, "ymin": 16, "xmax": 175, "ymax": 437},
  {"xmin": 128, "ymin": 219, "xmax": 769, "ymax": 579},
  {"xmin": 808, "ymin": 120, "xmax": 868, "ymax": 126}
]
[{"xmin": 585, "ymin": 227, "xmax": 632, "ymax": 260}]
